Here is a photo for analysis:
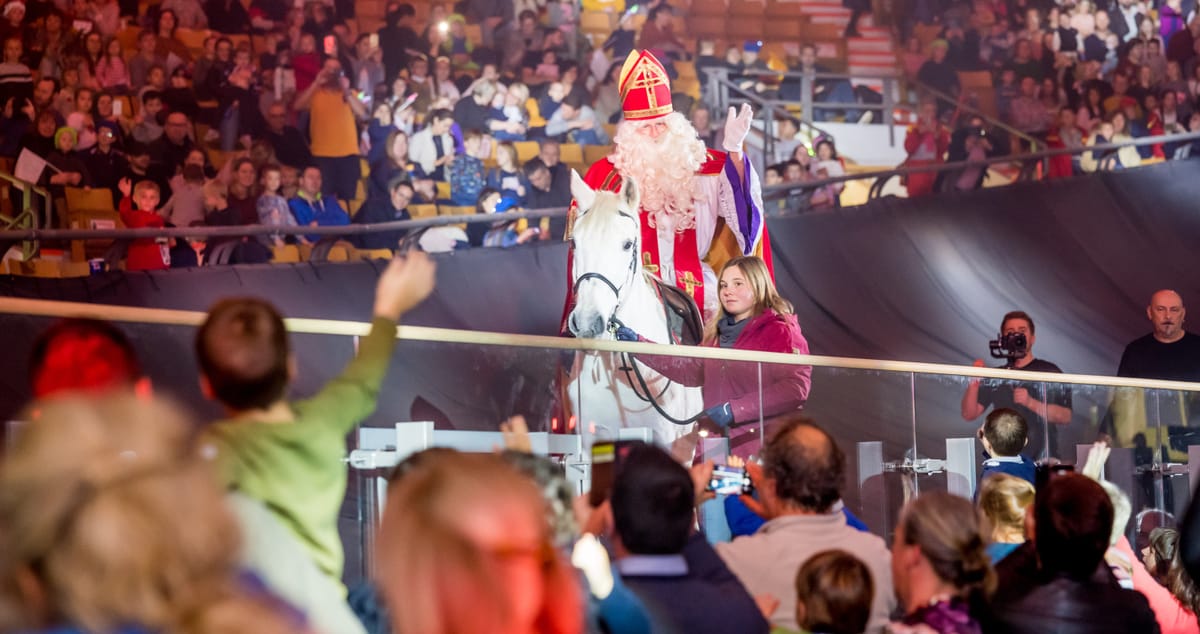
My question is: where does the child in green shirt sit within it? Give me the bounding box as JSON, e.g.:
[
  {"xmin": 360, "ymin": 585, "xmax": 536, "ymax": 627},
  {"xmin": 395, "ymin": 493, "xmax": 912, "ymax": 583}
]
[{"xmin": 195, "ymin": 252, "xmax": 437, "ymax": 591}]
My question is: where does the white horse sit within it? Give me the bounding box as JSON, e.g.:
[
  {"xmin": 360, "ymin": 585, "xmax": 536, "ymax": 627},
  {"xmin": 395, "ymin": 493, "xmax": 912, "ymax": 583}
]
[{"xmin": 564, "ymin": 170, "xmax": 704, "ymax": 451}]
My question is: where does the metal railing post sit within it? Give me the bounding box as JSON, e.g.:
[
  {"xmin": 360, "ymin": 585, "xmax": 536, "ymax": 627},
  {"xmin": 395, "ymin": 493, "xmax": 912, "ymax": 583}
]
[
  {"xmin": 801, "ymin": 72, "xmax": 814, "ymax": 127},
  {"xmin": 883, "ymin": 77, "xmax": 896, "ymax": 146}
]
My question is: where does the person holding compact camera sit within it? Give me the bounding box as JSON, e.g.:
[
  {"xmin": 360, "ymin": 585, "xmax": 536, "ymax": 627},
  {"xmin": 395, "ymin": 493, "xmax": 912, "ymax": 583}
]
[
  {"xmin": 961, "ymin": 310, "xmax": 1073, "ymax": 460},
  {"xmin": 294, "ymin": 56, "xmax": 368, "ymax": 202}
]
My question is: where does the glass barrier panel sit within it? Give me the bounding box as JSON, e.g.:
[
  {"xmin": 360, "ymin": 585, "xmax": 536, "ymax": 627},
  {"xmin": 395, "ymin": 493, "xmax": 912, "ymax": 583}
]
[
  {"xmin": 803, "ymin": 365, "xmax": 917, "ymax": 539},
  {"xmin": 6, "ymin": 309, "xmax": 1200, "ymax": 595}
]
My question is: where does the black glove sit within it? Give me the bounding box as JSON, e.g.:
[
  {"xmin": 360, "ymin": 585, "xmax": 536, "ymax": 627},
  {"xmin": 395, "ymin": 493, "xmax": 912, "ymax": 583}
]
[
  {"xmin": 702, "ymin": 402, "xmax": 734, "ymax": 429},
  {"xmin": 614, "ymin": 326, "xmax": 640, "ymax": 342}
]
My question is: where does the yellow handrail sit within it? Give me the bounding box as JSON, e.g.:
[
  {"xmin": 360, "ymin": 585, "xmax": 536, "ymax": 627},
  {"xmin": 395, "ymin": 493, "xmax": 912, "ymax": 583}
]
[{"xmin": 2, "ymin": 297, "xmax": 1198, "ymax": 393}]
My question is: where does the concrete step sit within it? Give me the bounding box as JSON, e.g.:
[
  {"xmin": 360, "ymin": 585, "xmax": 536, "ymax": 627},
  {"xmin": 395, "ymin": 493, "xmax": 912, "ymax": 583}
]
[
  {"xmin": 848, "ymin": 63, "xmax": 898, "ymax": 76},
  {"xmin": 849, "ymin": 51, "xmax": 898, "ymax": 64},
  {"xmin": 849, "ymin": 39, "xmax": 897, "ymax": 52}
]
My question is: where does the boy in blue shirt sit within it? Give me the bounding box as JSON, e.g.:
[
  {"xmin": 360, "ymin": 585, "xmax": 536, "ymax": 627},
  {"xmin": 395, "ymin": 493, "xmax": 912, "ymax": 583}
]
[{"xmin": 979, "ymin": 407, "xmax": 1037, "ymax": 487}]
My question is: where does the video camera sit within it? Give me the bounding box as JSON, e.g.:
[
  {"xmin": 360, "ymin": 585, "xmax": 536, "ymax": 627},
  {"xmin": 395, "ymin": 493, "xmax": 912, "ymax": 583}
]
[{"xmin": 989, "ymin": 331, "xmax": 1028, "ymax": 360}]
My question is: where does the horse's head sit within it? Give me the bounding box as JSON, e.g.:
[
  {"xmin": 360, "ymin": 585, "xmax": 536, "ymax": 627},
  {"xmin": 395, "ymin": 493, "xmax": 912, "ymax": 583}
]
[{"xmin": 567, "ymin": 170, "xmax": 641, "ymax": 339}]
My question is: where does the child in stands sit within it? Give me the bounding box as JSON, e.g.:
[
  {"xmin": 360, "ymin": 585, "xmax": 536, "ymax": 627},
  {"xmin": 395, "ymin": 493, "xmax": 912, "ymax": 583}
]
[
  {"xmin": 194, "ymin": 252, "xmax": 436, "ymax": 592},
  {"xmin": 256, "ymin": 163, "xmax": 300, "ymax": 247},
  {"xmin": 979, "ymin": 407, "xmax": 1036, "ymax": 486},
  {"xmin": 117, "ymin": 178, "xmax": 170, "ymax": 270},
  {"xmin": 449, "ymin": 129, "xmax": 486, "ymax": 206}
]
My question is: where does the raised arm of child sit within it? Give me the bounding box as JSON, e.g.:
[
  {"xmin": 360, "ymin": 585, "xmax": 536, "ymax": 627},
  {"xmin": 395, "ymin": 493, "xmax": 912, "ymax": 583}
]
[{"xmin": 297, "ymin": 252, "xmax": 437, "ymax": 431}]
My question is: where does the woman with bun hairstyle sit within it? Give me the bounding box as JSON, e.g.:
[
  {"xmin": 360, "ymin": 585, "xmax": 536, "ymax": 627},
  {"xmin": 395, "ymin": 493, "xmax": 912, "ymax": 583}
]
[
  {"xmin": 890, "ymin": 491, "xmax": 996, "ymax": 634},
  {"xmin": 617, "ymin": 255, "xmax": 811, "ymax": 457}
]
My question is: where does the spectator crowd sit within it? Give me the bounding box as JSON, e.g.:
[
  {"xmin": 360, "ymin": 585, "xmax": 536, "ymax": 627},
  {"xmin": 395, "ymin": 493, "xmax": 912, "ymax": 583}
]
[
  {"xmin": 0, "ymin": 0, "xmax": 690, "ymax": 267},
  {"xmin": 899, "ymin": 0, "xmax": 1200, "ymax": 193}
]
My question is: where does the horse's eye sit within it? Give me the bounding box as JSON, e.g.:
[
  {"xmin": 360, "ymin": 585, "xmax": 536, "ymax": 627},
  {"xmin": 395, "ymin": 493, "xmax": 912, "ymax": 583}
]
[{"xmin": 622, "ymin": 240, "xmax": 634, "ymax": 251}]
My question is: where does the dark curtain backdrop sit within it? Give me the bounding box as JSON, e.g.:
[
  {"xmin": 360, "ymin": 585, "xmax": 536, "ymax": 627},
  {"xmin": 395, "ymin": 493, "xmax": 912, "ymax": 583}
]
[{"xmin": 3, "ymin": 160, "xmax": 1198, "ymax": 551}]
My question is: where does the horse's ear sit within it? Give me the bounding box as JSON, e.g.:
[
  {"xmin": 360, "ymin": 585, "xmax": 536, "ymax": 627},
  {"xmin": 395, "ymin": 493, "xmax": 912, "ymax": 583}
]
[
  {"xmin": 619, "ymin": 176, "xmax": 639, "ymax": 211},
  {"xmin": 570, "ymin": 169, "xmax": 596, "ymax": 214}
]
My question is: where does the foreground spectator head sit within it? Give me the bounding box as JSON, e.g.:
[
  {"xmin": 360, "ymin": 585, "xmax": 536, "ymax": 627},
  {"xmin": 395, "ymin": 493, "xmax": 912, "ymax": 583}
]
[
  {"xmin": 195, "ymin": 298, "xmax": 290, "ymax": 411},
  {"xmin": 1034, "ymin": 473, "xmax": 1113, "ymax": 578},
  {"xmin": 500, "ymin": 449, "xmax": 580, "ymax": 550},
  {"xmin": 28, "ymin": 319, "xmax": 143, "ymax": 398},
  {"xmin": 760, "ymin": 416, "xmax": 844, "ymax": 514},
  {"xmin": 1144, "ymin": 527, "xmax": 1178, "ymax": 583},
  {"xmin": 892, "ymin": 491, "xmax": 995, "ymax": 611},
  {"xmin": 0, "ymin": 395, "xmax": 297, "ymax": 633},
  {"xmin": 610, "ymin": 443, "xmax": 692, "ymax": 556},
  {"xmin": 978, "ymin": 473, "xmax": 1034, "ymax": 545},
  {"xmin": 793, "ymin": 550, "xmax": 875, "ymax": 634},
  {"xmin": 377, "ymin": 450, "xmax": 584, "ymax": 634}
]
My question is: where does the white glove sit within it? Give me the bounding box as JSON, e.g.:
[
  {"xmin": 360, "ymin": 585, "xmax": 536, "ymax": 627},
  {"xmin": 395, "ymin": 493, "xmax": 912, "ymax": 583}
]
[
  {"xmin": 722, "ymin": 103, "xmax": 754, "ymax": 154},
  {"xmin": 571, "ymin": 533, "xmax": 614, "ymax": 599}
]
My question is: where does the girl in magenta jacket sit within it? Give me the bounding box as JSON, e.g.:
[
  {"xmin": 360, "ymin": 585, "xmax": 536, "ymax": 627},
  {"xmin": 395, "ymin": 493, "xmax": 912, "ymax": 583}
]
[{"xmin": 620, "ymin": 256, "xmax": 812, "ymax": 457}]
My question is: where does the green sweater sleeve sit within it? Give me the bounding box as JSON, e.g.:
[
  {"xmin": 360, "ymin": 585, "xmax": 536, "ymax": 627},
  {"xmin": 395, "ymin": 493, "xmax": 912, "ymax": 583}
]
[{"xmin": 294, "ymin": 316, "xmax": 398, "ymax": 434}]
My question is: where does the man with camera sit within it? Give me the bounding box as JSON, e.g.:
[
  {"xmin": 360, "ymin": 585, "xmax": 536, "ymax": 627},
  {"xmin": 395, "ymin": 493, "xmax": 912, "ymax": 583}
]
[{"xmin": 962, "ymin": 311, "xmax": 1073, "ymax": 460}]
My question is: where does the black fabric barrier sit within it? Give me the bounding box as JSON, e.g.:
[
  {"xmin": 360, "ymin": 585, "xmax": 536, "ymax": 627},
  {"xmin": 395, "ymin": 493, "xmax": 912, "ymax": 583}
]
[{"xmin": 2, "ymin": 160, "xmax": 1198, "ymax": 552}]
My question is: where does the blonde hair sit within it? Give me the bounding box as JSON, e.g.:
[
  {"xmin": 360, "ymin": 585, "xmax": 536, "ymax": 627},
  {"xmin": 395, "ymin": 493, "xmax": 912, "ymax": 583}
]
[
  {"xmin": 702, "ymin": 256, "xmax": 794, "ymax": 343},
  {"xmin": 978, "ymin": 474, "xmax": 1034, "ymax": 544},
  {"xmin": 508, "ymin": 82, "xmax": 530, "ymax": 103},
  {"xmin": 133, "ymin": 180, "xmax": 160, "ymax": 198},
  {"xmin": 203, "ymin": 179, "xmax": 228, "ymax": 202},
  {"xmin": 376, "ymin": 451, "xmax": 584, "ymax": 634},
  {"xmin": 0, "ymin": 395, "xmax": 297, "ymax": 634}
]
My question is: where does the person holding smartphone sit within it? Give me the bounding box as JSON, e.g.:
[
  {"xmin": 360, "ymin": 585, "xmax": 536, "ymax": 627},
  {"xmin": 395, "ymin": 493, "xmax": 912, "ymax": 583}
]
[{"xmin": 293, "ymin": 57, "xmax": 366, "ymax": 202}]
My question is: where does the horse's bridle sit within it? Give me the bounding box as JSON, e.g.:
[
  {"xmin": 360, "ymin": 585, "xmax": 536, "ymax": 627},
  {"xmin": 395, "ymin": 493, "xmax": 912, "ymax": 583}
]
[
  {"xmin": 570, "ymin": 212, "xmax": 640, "ymax": 335},
  {"xmin": 570, "ymin": 231, "xmax": 710, "ymax": 426}
]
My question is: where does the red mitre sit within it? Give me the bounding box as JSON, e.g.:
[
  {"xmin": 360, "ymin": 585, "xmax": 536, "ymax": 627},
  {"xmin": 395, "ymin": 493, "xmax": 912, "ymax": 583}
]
[{"xmin": 618, "ymin": 49, "xmax": 673, "ymax": 121}]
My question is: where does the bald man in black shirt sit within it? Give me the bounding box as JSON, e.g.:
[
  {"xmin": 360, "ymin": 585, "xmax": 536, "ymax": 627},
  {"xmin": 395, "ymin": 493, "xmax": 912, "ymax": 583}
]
[{"xmin": 1119, "ymin": 290, "xmax": 1200, "ymax": 382}]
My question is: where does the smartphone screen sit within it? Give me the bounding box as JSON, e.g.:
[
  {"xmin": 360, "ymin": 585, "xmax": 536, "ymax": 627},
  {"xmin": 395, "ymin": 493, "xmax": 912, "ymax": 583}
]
[
  {"xmin": 708, "ymin": 465, "xmax": 753, "ymax": 496},
  {"xmin": 112, "ymin": 99, "xmax": 123, "ymax": 116},
  {"xmin": 323, "ymin": 35, "xmax": 336, "ymax": 56},
  {"xmin": 588, "ymin": 442, "xmax": 616, "ymax": 507},
  {"xmin": 588, "ymin": 440, "xmax": 640, "ymax": 507},
  {"xmin": 368, "ymin": 33, "xmax": 379, "ymax": 49}
]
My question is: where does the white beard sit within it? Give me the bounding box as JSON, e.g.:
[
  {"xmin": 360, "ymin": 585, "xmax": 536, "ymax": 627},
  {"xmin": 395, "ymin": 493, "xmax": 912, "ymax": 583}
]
[{"xmin": 610, "ymin": 112, "xmax": 708, "ymax": 232}]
